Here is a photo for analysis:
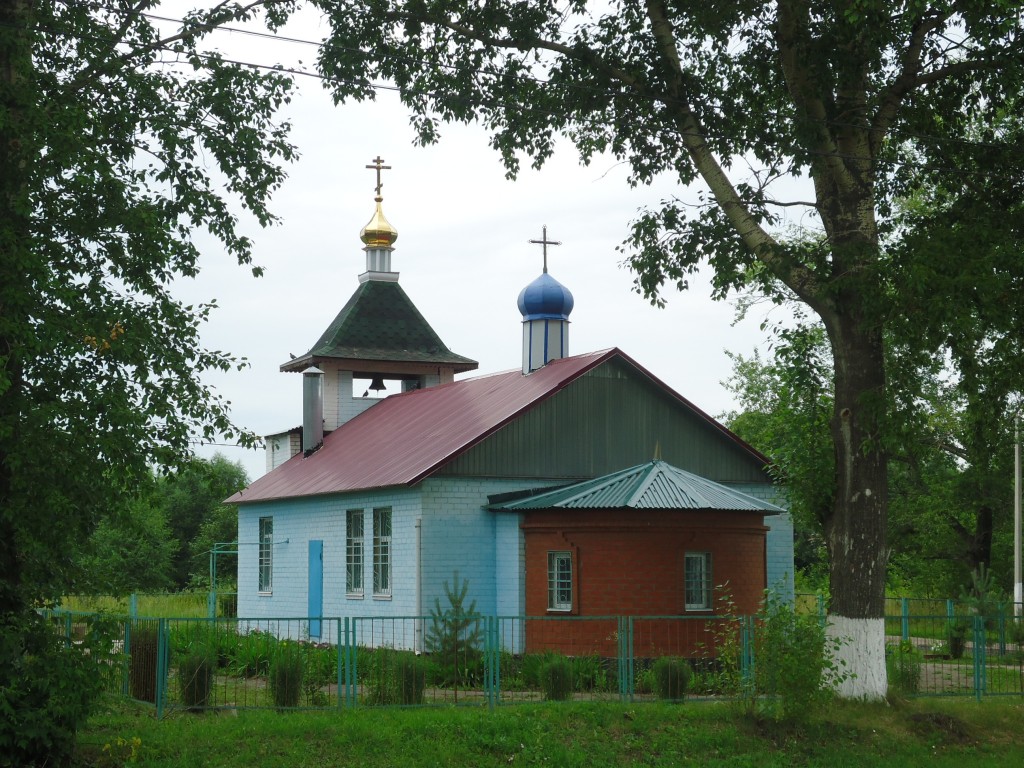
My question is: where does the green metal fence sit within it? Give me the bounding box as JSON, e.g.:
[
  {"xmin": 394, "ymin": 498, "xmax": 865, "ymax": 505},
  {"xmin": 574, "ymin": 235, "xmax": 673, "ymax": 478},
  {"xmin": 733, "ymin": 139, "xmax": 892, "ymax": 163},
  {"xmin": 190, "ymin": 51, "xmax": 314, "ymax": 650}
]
[{"xmin": 42, "ymin": 607, "xmax": 1024, "ymax": 716}]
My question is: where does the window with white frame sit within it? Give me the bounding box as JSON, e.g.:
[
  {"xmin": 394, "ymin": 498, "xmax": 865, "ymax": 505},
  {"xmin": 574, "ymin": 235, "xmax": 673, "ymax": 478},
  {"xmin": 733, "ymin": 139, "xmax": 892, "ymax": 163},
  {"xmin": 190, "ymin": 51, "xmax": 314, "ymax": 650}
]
[
  {"xmin": 684, "ymin": 552, "xmax": 712, "ymax": 611},
  {"xmin": 372, "ymin": 507, "xmax": 391, "ymax": 597},
  {"xmin": 346, "ymin": 509, "xmax": 364, "ymax": 596},
  {"xmin": 258, "ymin": 516, "xmax": 273, "ymax": 593},
  {"xmin": 547, "ymin": 551, "xmax": 572, "ymax": 611}
]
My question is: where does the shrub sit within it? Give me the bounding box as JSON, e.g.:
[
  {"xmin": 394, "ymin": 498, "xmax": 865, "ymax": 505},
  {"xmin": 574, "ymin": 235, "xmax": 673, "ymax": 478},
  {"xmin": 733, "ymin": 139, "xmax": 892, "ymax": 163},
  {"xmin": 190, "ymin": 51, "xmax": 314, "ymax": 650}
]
[
  {"xmin": 230, "ymin": 631, "xmax": 273, "ymax": 677},
  {"xmin": 269, "ymin": 645, "xmax": 304, "ymax": 709},
  {"xmin": 652, "ymin": 657, "xmax": 690, "ymax": 701},
  {"xmin": 540, "ymin": 656, "xmax": 573, "ymax": 701},
  {"xmin": 303, "ymin": 645, "xmax": 337, "ymax": 706},
  {"xmin": 753, "ymin": 599, "xmax": 844, "ymax": 722},
  {"xmin": 886, "ymin": 640, "xmax": 922, "ymax": 696},
  {"xmin": 178, "ymin": 648, "xmax": 215, "ymax": 709},
  {"xmin": 520, "ymin": 651, "xmax": 559, "ymax": 690},
  {"xmin": 129, "ymin": 622, "xmax": 160, "ymax": 703},
  {"xmin": 0, "ymin": 613, "xmax": 110, "ymax": 767},
  {"xmin": 364, "ymin": 648, "xmax": 427, "ymax": 706},
  {"xmin": 395, "ymin": 654, "xmax": 428, "ymax": 705},
  {"xmin": 572, "ymin": 655, "xmax": 609, "ymax": 692}
]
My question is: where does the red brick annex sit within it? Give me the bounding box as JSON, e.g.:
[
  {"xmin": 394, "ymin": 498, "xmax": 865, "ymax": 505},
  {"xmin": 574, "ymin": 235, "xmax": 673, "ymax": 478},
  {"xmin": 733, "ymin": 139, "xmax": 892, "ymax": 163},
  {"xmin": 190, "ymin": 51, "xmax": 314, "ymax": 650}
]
[{"xmin": 490, "ymin": 461, "xmax": 781, "ymax": 658}]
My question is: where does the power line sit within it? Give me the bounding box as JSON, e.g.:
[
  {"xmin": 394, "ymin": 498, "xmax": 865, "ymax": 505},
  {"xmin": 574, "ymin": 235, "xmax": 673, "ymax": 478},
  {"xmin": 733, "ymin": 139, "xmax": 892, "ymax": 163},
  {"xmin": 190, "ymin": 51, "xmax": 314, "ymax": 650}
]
[
  {"xmin": 105, "ymin": 1, "xmax": 1024, "ymax": 155},
  {"xmin": 16, "ymin": 6, "xmax": 1024, "ymax": 183}
]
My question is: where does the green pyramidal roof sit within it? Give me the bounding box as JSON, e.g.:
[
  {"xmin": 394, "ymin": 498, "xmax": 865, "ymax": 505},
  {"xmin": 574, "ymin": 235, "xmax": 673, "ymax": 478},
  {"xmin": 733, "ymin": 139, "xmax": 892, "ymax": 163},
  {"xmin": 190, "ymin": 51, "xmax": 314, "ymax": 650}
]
[
  {"xmin": 489, "ymin": 460, "xmax": 784, "ymax": 513},
  {"xmin": 284, "ymin": 279, "xmax": 477, "ymax": 371}
]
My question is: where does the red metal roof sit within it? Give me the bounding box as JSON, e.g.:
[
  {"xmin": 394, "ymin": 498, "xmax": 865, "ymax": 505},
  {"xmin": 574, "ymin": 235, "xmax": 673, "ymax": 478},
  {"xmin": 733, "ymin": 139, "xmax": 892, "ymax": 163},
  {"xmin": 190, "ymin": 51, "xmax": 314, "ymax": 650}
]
[{"xmin": 227, "ymin": 348, "xmax": 769, "ymax": 504}]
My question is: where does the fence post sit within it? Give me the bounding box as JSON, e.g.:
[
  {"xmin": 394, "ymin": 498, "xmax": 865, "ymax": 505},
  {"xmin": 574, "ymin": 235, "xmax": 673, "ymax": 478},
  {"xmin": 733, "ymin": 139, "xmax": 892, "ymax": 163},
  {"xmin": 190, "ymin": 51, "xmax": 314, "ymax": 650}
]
[
  {"xmin": 207, "ymin": 591, "xmax": 216, "ymax": 620},
  {"xmin": 817, "ymin": 594, "xmax": 826, "ymax": 627},
  {"xmin": 130, "ymin": 593, "xmax": 138, "ymax": 618},
  {"xmin": 997, "ymin": 603, "xmax": 1007, "ymax": 656},
  {"xmin": 492, "ymin": 616, "xmax": 501, "ymax": 707},
  {"xmin": 348, "ymin": 617, "xmax": 357, "ymax": 709},
  {"xmin": 741, "ymin": 615, "xmax": 755, "ymax": 697},
  {"xmin": 484, "ymin": 616, "xmax": 496, "ymax": 710},
  {"xmin": 625, "ymin": 616, "xmax": 632, "ymax": 701},
  {"xmin": 122, "ymin": 619, "xmax": 132, "ymax": 697},
  {"xmin": 901, "ymin": 598, "xmax": 910, "ymax": 642},
  {"xmin": 155, "ymin": 618, "xmax": 168, "ymax": 719},
  {"xmin": 973, "ymin": 615, "xmax": 986, "ymax": 702},
  {"xmin": 342, "ymin": 618, "xmax": 350, "ymax": 716},
  {"xmin": 616, "ymin": 617, "xmax": 626, "ymax": 701}
]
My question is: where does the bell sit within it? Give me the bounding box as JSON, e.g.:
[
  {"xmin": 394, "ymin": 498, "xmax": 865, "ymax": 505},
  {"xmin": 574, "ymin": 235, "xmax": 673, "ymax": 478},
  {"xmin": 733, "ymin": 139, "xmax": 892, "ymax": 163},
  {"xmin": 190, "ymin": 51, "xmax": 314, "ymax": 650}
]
[{"xmin": 369, "ymin": 376, "xmax": 386, "ymax": 392}]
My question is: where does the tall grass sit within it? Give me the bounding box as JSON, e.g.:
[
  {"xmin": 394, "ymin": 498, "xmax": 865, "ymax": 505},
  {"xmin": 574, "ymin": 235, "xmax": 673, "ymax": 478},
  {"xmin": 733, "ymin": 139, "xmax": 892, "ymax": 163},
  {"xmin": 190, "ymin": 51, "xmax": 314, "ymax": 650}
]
[
  {"xmin": 62, "ymin": 593, "xmax": 210, "ymax": 618},
  {"xmin": 79, "ymin": 698, "xmax": 1024, "ymax": 767}
]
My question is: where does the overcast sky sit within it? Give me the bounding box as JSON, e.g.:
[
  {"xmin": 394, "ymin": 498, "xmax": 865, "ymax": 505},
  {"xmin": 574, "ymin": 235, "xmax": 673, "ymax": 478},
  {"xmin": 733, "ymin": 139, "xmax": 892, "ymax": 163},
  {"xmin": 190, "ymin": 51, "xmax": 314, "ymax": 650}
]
[{"xmin": 163, "ymin": 5, "xmax": 806, "ymax": 482}]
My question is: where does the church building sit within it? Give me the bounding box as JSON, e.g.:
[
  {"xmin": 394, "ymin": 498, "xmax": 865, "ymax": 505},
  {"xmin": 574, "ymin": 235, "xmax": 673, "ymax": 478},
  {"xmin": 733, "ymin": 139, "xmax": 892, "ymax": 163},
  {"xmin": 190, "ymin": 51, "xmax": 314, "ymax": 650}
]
[{"xmin": 228, "ymin": 159, "xmax": 794, "ymax": 655}]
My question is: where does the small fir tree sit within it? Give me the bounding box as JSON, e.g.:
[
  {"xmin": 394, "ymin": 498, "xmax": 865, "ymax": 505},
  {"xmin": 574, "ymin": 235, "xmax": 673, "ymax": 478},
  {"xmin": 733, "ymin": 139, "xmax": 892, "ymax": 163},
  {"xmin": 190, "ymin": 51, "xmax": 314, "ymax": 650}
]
[{"xmin": 424, "ymin": 572, "xmax": 483, "ymax": 699}]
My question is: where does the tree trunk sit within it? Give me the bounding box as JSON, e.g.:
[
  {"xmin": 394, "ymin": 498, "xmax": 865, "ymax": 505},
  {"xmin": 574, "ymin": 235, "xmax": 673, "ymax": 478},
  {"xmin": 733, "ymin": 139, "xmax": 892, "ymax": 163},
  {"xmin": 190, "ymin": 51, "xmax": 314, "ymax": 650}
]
[{"xmin": 822, "ymin": 309, "xmax": 889, "ymax": 699}]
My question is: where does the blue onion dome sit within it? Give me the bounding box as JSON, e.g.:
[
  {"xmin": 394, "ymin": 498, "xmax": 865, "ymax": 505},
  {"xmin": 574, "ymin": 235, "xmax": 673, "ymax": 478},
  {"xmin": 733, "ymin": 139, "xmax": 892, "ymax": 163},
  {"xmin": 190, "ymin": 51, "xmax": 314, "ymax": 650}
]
[{"xmin": 517, "ymin": 272, "xmax": 574, "ymax": 320}]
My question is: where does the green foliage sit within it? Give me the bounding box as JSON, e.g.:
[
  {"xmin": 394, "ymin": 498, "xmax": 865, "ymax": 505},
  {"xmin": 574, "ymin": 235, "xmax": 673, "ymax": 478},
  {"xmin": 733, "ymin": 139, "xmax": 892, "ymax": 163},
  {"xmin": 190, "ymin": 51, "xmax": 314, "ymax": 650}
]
[
  {"xmin": 162, "ymin": 454, "xmax": 249, "ymax": 590},
  {"xmin": 651, "ymin": 657, "xmax": 690, "ymax": 701},
  {"xmin": 752, "ymin": 599, "xmax": 845, "ymax": 723},
  {"xmin": 269, "ymin": 645, "xmax": 304, "ymax": 710},
  {"xmin": 571, "ymin": 655, "xmax": 609, "ymax": 693},
  {"xmin": 178, "ymin": 648, "xmax": 215, "ymax": 709},
  {"xmin": 78, "ymin": 487, "xmax": 176, "ymax": 595},
  {"xmin": 366, "ymin": 649, "xmax": 428, "ymax": 706},
  {"xmin": 720, "ymin": 331, "xmax": 833, "ymax": 581},
  {"xmin": 303, "ymin": 645, "xmax": 337, "ymax": 707},
  {"xmin": 540, "ymin": 656, "xmax": 574, "ymax": 701},
  {"xmin": 886, "ymin": 641, "xmax": 923, "ymax": 697},
  {"xmin": 960, "ymin": 564, "xmax": 1004, "ymax": 624},
  {"xmin": 0, "ymin": 613, "xmax": 112, "ymax": 766},
  {"xmin": 1, "ymin": 0, "xmax": 294, "ymax": 759},
  {"xmin": 229, "ymin": 631, "xmax": 273, "ymax": 678},
  {"xmin": 424, "ymin": 572, "xmax": 483, "ymax": 690}
]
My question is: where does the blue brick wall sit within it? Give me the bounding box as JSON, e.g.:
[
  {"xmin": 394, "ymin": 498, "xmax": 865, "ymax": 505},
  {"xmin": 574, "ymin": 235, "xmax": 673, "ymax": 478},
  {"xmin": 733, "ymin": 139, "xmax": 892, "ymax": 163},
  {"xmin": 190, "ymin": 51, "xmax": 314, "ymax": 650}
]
[
  {"xmin": 236, "ymin": 488, "xmax": 422, "ymax": 645},
  {"xmin": 236, "ymin": 477, "xmax": 553, "ymax": 649}
]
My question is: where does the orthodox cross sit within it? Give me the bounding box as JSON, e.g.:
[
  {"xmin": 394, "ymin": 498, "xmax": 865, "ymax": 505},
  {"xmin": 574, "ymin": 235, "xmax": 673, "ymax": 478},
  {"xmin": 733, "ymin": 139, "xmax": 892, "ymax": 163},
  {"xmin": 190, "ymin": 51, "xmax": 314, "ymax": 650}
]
[
  {"xmin": 528, "ymin": 225, "xmax": 562, "ymax": 273},
  {"xmin": 366, "ymin": 155, "xmax": 391, "ymax": 197}
]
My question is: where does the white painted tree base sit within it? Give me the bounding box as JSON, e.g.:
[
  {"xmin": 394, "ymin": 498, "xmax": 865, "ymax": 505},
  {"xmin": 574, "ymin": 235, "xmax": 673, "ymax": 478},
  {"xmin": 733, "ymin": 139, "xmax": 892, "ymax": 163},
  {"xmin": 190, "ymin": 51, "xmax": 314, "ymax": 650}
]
[{"xmin": 827, "ymin": 615, "xmax": 887, "ymax": 700}]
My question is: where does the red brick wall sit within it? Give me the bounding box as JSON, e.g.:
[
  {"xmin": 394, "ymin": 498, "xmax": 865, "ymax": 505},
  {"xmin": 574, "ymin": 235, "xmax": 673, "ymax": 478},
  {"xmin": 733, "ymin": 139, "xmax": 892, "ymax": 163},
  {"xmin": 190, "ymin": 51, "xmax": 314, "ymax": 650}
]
[{"xmin": 522, "ymin": 509, "xmax": 767, "ymax": 657}]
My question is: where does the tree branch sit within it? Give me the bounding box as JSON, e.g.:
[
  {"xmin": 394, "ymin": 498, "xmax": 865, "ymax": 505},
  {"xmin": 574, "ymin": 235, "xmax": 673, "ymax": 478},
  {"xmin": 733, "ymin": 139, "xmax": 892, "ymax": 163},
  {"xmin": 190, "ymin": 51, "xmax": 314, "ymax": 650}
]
[{"xmin": 871, "ymin": 9, "xmax": 950, "ymax": 156}]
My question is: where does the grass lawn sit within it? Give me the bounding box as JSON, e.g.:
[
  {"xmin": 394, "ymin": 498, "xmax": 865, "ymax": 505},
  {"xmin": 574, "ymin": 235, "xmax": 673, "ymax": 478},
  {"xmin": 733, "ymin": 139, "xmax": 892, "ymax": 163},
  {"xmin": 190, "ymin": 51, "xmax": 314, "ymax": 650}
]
[{"xmin": 77, "ymin": 696, "xmax": 1024, "ymax": 767}]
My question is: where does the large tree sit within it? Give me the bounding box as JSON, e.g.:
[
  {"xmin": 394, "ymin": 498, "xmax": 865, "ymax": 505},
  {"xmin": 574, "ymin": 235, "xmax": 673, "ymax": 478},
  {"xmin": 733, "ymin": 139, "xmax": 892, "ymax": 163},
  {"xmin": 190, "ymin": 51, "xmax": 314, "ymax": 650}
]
[
  {"xmin": 312, "ymin": 1, "xmax": 1024, "ymax": 697},
  {"xmin": 721, "ymin": 324, "xmax": 1021, "ymax": 598},
  {"xmin": 1, "ymin": 2, "xmax": 295, "ymax": 761}
]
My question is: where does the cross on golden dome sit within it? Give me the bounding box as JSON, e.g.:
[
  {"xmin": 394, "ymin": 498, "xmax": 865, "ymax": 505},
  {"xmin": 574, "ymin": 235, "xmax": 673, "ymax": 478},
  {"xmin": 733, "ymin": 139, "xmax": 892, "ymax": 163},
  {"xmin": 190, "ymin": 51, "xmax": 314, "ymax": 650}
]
[{"xmin": 365, "ymin": 155, "xmax": 392, "ymax": 200}]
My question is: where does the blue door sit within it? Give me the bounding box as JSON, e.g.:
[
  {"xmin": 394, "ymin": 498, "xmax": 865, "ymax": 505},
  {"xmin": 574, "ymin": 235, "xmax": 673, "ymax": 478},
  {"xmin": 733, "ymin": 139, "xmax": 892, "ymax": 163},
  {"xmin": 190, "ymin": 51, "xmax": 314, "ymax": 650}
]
[{"xmin": 308, "ymin": 540, "xmax": 323, "ymax": 639}]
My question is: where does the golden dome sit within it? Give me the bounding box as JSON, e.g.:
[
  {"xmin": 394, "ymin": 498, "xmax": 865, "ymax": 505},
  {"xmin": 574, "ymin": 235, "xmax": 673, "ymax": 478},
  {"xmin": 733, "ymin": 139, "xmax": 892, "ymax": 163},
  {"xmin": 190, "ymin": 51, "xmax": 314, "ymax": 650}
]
[{"xmin": 359, "ymin": 196, "xmax": 398, "ymax": 248}]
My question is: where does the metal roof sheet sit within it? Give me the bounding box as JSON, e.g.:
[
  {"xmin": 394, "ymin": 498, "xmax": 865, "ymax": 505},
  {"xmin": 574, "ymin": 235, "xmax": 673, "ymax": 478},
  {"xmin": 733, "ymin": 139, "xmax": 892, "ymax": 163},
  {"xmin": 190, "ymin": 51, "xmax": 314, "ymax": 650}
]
[
  {"xmin": 228, "ymin": 348, "xmax": 772, "ymax": 505},
  {"xmin": 488, "ymin": 460, "xmax": 784, "ymax": 513}
]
